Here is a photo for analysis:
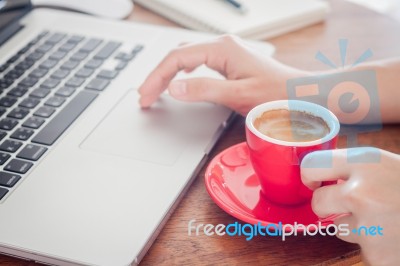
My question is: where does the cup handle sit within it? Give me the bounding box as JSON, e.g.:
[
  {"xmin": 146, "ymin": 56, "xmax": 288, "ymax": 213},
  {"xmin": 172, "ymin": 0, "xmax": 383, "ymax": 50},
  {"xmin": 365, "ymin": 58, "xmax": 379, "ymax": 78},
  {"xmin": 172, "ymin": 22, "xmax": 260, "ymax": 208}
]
[{"xmin": 321, "ymin": 180, "xmax": 337, "ymax": 186}]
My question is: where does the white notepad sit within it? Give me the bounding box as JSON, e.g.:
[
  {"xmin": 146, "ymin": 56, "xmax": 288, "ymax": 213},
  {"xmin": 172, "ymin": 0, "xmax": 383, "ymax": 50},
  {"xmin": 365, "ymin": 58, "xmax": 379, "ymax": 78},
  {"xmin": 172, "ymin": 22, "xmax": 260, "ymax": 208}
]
[{"xmin": 135, "ymin": 0, "xmax": 330, "ymax": 40}]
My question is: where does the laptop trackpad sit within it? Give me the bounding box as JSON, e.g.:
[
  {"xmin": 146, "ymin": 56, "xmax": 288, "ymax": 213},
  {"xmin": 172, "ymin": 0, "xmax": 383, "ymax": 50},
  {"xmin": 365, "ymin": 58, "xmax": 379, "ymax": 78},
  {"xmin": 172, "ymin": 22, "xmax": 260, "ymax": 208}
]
[{"xmin": 80, "ymin": 89, "xmax": 210, "ymax": 165}]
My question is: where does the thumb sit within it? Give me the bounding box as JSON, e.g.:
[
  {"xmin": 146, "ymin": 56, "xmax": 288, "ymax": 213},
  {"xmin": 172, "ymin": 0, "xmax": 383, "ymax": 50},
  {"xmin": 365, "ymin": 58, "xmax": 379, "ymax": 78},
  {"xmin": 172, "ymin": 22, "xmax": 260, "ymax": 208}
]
[{"xmin": 167, "ymin": 78, "xmax": 236, "ymax": 106}]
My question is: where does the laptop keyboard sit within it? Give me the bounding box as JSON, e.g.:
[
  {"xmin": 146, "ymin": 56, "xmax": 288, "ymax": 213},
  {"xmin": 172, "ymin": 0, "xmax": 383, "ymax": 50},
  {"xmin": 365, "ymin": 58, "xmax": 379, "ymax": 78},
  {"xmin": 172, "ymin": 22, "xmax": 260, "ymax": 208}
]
[{"xmin": 0, "ymin": 31, "xmax": 143, "ymax": 201}]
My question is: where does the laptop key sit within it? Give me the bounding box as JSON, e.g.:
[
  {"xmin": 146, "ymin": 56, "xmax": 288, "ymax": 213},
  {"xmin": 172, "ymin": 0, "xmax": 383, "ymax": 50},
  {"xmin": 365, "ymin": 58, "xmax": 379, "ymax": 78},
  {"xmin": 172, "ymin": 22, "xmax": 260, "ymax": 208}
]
[
  {"xmin": 70, "ymin": 52, "xmax": 88, "ymax": 61},
  {"xmin": 45, "ymin": 96, "xmax": 65, "ymax": 107},
  {"xmin": 10, "ymin": 128, "xmax": 34, "ymax": 141},
  {"xmin": 0, "ymin": 64, "xmax": 9, "ymax": 73},
  {"xmin": 36, "ymin": 43, "xmax": 53, "ymax": 53},
  {"xmin": 66, "ymin": 77, "xmax": 85, "ymax": 87},
  {"xmin": 67, "ymin": 35, "xmax": 84, "ymax": 43},
  {"xmin": 32, "ymin": 90, "xmax": 98, "ymax": 146},
  {"xmin": 49, "ymin": 51, "xmax": 67, "ymax": 61},
  {"xmin": 115, "ymin": 52, "xmax": 135, "ymax": 61},
  {"xmin": 75, "ymin": 68, "xmax": 94, "ymax": 78},
  {"xmin": 19, "ymin": 77, "xmax": 39, "ymax": 87},
  {"xmin": 0, "ymin": 119, "xmax": 18, "ymax": 131},
  {"xmin": 39, "ymin": 59, "xmax": 58, "ymax": 69},
  {"xmin": 30, "ymin": 88, "xmax": 51, "ymax": 98},
  {"xmin": 4, "ymin": 159, "xmax": 33, "ymax": 174},
  {"xmin": 0, "ymin": 140, "xmax": 22, "ymax": 152},
  {"xmin": 0, "ymin": 108, "xmax": 6, "ymax": 118},
  {"xmin": 115, "ymin": 61, "xmax": 127, "ymax": 71},
  {"xmin": 0, "ymin": 79, "xmax": 13, "ymax": 89},
  {"xmin": 19, "ymin": 98, "xmax": 40, "ymax": 109},
  {"xmin": 45, "ymin": 33, "xmax": 66, "ymax": 44},
  {"xmin": 17, "ymin": 144, "xmax": 47, "ymax": 161},
  {"xmin": 80, "ymin": 38, "xmax": 102, "ymax": 52},
  {"xmin": 97, "ymin": 70, "xmax": 118, "ymax": 79},
  {"xmin": 15, "ymin": 59, "xmax": 35, "ymax": 71},
  {"xmin": 18, "ymin": 44, "xmax": 31, "ymax": 55},
  {"xmin": 0, "ymin": 188, "xmax": 8, "ymax": 200},
  {"xmin": 7, "ymin": 85, "xmax": 28, "ymax": 98},
  {"xmin": 61, "ymin": 60, "xmax": 79, "ymax": 70},
  {"xmin": 51, "ymin": 69, "xmax": 70, "ymax": 79},
  {"xmin": 59, "ymin": 42, "xmax": 76, "ymax": 52},
  {"xmin": 56, "ymin": 86, "xmax": 76, "ymax": 97},
  {"xmin": 94, "ymin": 41, "xmax": 121, "ymax": 60},
  {"xmin": 34, "ymin": 106, "xmax": 55, "ymax": 118},
  {"xmin": 7, "ymin": 108, "xmax": 29, "ymax": 120},
  {"xmin": 27, "ymin": 51, "xmax": 44, "ymax": 61},
  {"xmin": 132, "ymin": 44, "xmax": 144, "ymax": 54},
  {"xmin": 6, "ymin": 54, "xmax": 20, "ymax": 64},
  {"xmin": 85, "ymin": 78, "xmax": 110, "ymax": 91},
  {"xmin": 40, "ymin": 78, "xmax": 60, "ymax": 89},
  {"xmin": 0, "ymin": 131, "xmax": 6, "ymax": 141},
  {"xmin": 0, "ymin": 96, "xmax": 17, "ymax": 107},
  {"xmin": 0, "ymin": 153, "xmax": 10, "ymax": 165},
  {"xmin": 28, "ymin": 37, "xmax": 40, "ymax": 46},
  {"xmin": 85, "ymin": 59, "xmax": 103, "ymax": 69},
  {"xmin": 38, "ymin": 31, "xmax": 49, "ymax": 38},
  {"xmin": 22, "ymin": 116, "xmax": 45, "ymax": 129},
  {"xmin": 5, "ymin": 69, "xmax": 24, "ymax": 80},
  {"xmin": 0, "ymin": 172, "xmax": 21, "ymax": 187},
  {"xmin": 30, "ymin": 68, "xmax": 48, "ymax": 79}
]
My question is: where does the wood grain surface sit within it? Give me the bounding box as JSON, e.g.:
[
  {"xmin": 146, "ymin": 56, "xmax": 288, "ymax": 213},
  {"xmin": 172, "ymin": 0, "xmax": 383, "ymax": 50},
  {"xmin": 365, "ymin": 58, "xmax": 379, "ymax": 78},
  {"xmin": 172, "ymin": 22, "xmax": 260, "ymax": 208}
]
[{"xmin": 1, "ymin": 0, "xmax": 399, "ymax": 265}]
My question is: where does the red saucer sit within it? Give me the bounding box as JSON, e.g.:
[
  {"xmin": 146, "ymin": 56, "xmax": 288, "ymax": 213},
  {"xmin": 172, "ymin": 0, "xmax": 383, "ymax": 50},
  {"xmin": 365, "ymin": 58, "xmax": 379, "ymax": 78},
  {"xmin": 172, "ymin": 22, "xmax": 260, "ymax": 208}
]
[{"xmin": 205, "ymin": 142, "xmax": 333, "ymax": 231}]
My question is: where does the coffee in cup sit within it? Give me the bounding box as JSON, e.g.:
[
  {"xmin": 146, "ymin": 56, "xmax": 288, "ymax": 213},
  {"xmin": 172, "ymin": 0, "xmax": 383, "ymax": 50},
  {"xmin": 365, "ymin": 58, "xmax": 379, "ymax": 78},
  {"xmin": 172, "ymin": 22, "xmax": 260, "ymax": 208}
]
[
  {"xmin": 246, "ymin": 100, "xmax": 340, "ymax": 206},
  {"xmin": 253, "ymin": 109, "xmax": 330, "ymax": 142}
]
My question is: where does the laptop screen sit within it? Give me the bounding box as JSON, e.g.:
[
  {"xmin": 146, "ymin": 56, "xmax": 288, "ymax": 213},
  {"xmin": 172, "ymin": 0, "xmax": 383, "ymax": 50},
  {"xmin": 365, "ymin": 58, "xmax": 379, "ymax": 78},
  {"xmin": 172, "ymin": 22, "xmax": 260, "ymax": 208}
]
[
  {"xmin": 0, "ymin": 0, "xmax": 31, "ymax": 45},
  {"xmin": 0, "ymin": 0, "xmax": 31, "ymax": 30}
]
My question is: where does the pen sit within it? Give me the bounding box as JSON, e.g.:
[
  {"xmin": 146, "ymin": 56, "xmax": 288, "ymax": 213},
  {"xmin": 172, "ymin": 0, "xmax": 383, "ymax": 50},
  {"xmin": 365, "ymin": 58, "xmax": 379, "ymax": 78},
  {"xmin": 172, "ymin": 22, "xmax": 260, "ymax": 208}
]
[{"xmin": 222, "ymin": 0, "xmax": 249, "ymax": 14}]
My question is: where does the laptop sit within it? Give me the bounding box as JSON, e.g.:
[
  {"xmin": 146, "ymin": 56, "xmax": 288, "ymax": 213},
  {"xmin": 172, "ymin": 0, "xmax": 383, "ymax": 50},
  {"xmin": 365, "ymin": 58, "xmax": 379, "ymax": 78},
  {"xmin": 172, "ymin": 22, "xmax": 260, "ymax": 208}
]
[{"xmin": 0, "ymin": 1, "xmax": 274, "ymax": 265}]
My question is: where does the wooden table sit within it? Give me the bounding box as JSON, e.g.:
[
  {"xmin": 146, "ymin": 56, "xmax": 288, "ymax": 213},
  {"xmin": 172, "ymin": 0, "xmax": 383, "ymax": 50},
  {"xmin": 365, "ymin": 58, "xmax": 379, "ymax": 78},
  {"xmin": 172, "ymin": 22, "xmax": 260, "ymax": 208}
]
[
  {"xmin": 130, "ymin": 1, "xmax": 400, "ymax": 265},
  {"xmin": 2, "ymin": 0, "xmax": 399, "ymax": 265}
]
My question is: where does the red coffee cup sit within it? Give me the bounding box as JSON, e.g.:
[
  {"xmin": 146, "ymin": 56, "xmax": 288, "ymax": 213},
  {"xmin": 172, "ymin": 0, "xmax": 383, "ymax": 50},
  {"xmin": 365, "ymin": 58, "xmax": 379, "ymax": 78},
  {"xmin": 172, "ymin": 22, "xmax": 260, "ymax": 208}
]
[{"xmin": 246, "ymin": 100, "xmax": 340, "ymax": 206}]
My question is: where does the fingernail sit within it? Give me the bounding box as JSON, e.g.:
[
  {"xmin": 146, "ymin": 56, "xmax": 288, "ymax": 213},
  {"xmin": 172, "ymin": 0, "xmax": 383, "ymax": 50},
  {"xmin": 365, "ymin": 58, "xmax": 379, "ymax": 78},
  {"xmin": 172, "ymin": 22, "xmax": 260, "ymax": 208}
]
[{"xmin": 169, "ymin": 81, "xmax": 187, "ymax": 96}]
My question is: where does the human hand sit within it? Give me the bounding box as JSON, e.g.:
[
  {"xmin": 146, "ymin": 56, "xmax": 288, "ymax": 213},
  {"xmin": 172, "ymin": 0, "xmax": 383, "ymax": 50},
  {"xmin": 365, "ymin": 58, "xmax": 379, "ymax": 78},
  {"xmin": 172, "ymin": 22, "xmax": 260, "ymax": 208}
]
[
  {"xmin": 301, "ymin": 148, "xmax": 400, "ymax": 266},
  {"xmin": 138, "ymin": 35, "xmax": 308, "ymax": 115}
]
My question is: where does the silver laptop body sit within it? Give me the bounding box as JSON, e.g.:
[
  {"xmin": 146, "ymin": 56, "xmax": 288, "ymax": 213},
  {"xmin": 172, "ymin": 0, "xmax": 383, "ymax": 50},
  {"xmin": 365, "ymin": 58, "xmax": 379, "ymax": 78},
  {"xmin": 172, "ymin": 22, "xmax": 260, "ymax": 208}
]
[{"xmin": 0, "ymin": 4, "xmax": 238, "ymax": 265}]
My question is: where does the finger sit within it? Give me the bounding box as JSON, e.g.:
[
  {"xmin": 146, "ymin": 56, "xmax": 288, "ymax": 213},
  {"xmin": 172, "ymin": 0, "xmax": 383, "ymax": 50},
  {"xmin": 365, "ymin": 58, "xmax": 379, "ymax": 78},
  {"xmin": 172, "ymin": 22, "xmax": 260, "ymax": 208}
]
[
  {"xmin": 138, "ymin": 41, "xmax": 229, "ymax": 107},
  {"xmin": 183, "ymin": 67, "xmax": 196, "ymax": 73},
  {"xmin": 333, "ymin": 215, "xmax": 358, "ymax": 243},
  {"xmin": 311, "ymin": 183, "xmax": 349, "ymax": 218},
  {"xmin": 167, "ymin": 78, "xmax": 239, "ymax": 106},
  {"xmin": 301, "ymin": 149, "xmax": 352, "ymax": 190}
]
